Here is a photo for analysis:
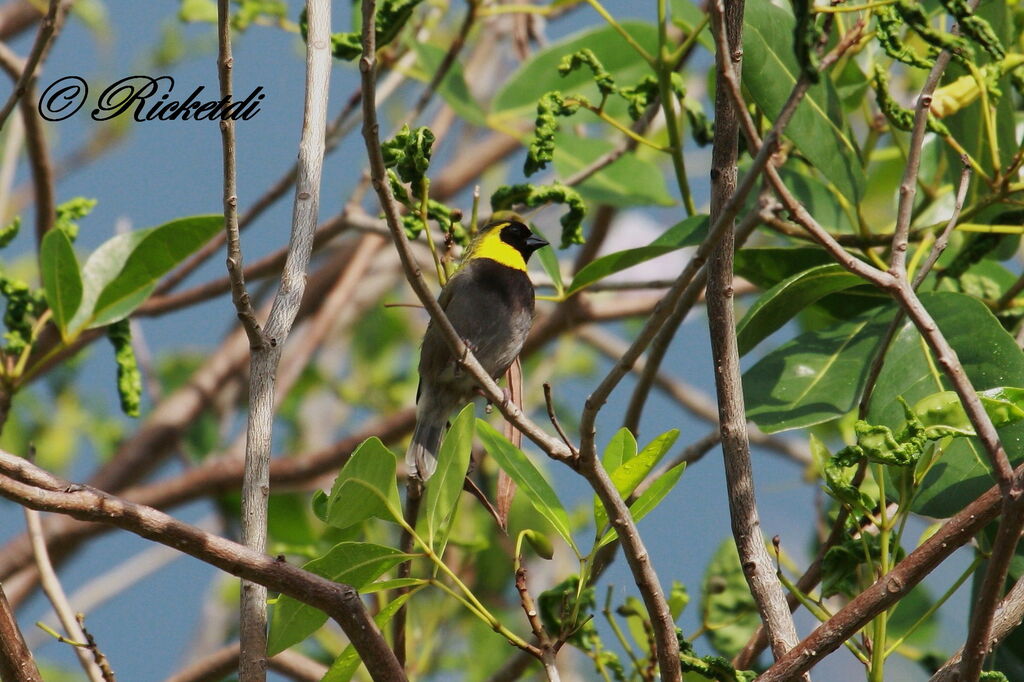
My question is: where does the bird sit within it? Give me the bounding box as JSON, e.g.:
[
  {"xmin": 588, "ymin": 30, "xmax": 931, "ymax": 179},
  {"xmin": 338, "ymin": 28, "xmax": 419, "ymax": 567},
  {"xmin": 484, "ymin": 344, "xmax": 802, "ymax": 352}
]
[{"xmin": 406, "ymin": 217, "xmax": 549, "ymax": 481}]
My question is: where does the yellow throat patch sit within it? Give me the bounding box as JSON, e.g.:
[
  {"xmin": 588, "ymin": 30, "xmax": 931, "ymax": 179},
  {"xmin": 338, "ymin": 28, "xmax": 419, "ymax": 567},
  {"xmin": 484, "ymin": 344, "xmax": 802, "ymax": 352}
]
[{"xmin": 467, "ymin": 222, "xmax": 528, "ymax": 272}]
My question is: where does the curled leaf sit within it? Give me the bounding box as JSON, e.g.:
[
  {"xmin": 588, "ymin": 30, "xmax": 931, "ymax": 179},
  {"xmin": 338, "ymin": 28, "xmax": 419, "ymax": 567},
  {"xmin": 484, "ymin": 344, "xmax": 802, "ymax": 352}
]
[
  {"xmin": 525, "ymin": 91, "xmax": 583, "ymax": 176},
  {"xmin": 558, "ymin": 49, "xmax": 616, "ymax": 98},
  {"xmin": 490, "ymin": 183, "xmax": 586, "ymax": 248},
  {"xmin": 382, "ymin": 124, "xmax": 436, "ymax": 184},
  {"xmin": 107, "ymin": 319, "xmax": 141, "ymax": 417}
]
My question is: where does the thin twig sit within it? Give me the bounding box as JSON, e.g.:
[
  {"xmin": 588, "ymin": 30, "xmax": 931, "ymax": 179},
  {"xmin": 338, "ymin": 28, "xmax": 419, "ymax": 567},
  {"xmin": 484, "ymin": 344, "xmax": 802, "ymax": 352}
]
[
  {"xmin": 217, "ymin": 0, "xmax": 262, "ymax": 673},
  {"xmin": 543, "ymin": 383, "xmax": 578, "ymax": 458},
  {"xmin": 0, "ymin": 0, "xmax": 59, "ymax": 131},
  {"xmin": 75, "ymin": 614, "xmax": 115, "ymax": 682},
  {"xmin": 578, "ymin": 325, "xmax": 809, "ymax": 467},
  {"xmin": 0, "ymin": 452, "xmax": 406, "ymax": 681},
  {"xmin": 888, "ymin": 29, "xmax": 961, "ymax": 275},
  {"xmin": 514, "ymin": 549, "xmax": 560, "ymax": 681},
  {"xmin": 0, "ymin": 40, "xmax": 55, "ymax": 244},
  {"xmin": 859, "ymin": 160, "xmax": 972, "ymax": 417},
  {"xmin": 217, "ymin": 0, "xmax": 264, "ymax": 349},
  {"xmin": 410, "ymin": 0, "xmax": 478, "ymax": 118},
  {"xmin": 24, "ymin": 505, "xmax": 106, "ymax": 682},
  {"xmin": 912, "ymin": 159, "xmax": 971, "ymax": 289},
  {"xmin": 0, "ymin": 0, "xmax": 57, "ymax": 129}
]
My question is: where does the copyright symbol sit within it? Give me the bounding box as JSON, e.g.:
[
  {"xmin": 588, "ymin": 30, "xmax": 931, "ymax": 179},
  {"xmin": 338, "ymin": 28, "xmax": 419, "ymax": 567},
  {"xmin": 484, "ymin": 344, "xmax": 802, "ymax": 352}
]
[{"xmin": 38, "ymin": 76, "xmax": 88, "ymax": 121}]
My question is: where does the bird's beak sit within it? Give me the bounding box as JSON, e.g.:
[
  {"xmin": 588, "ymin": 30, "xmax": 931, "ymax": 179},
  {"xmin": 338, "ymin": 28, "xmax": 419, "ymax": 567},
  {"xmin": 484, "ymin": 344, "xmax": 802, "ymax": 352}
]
[{"xmin": 525, "ymin": 234, "xmax": 549, "ymax": 254}]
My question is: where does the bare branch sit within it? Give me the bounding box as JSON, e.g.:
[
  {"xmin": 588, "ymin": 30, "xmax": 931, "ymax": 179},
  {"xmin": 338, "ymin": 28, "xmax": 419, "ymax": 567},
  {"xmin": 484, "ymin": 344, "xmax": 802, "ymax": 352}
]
[
  {"xmin": 931, "ymin": 570, "xmax": 1024, "ymax": 681},
  {"xmin": 232, "ymin": 0, "xmax": 332, "ymax": 677},
  {"xmin": 217, "ymin": 0, "xmax": 263, "ymax": 348},
  {"xmin": 0, "ymin": 0, "xmax": 60, "ymax": 131},
  {"xmin": 860, "ymin": 159, "xmax": 972, "ymax": 417},
  {"xmin": 0, "ymin": 40, "xmax": 55, "ymax": 243},
  {"xmin": 889, "ymin": 34, "xmax": 960, "ymax": 275},
  {"xmin": 24, "ymin": 506, "xmax": 106, "ymax": 682},
  {"xmin": 960, "ymin": 502, "xmax": 1024, "ymax": 681},
  {"xmin": 0, "ymin": 583, "xmax": 42, "ymax": 682},
  {"xmin": 579, "ymin": 325, "xmax": 809, "ymax": 467},
  {"xmin": 0, "ymin": 452, "xmax": 406, "ymax": 682},
  {"xmin": 706, "ymin": 0, "xmax": 803, "ymax": 666}
]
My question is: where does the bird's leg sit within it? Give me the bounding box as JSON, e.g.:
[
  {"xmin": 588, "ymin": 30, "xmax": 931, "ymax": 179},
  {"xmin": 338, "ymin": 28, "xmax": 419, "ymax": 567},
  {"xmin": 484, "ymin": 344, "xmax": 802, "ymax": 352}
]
[
  {"xmin": 453, "ymin": 338, "xmax": 479, "ymax": 378},
  {"xmin": 478, "ymin": 384, "xmax": 512, "ymax": 414}
]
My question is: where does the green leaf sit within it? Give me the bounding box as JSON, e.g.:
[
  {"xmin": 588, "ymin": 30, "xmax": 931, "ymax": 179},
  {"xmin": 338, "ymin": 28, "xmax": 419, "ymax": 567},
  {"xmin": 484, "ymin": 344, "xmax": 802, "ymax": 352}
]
[
  {"xmin": 601, "ymin": 427, "xmax": 637, "ymax": 471},
  {"xmin": 476, "ymin": 420, "xmax": 578, "ymax": 555},
  {"xmin": 326, "ymin": 437, "xmax": 403, "ymax": 528},
  {"xmin": 742, "ymin": 0, "xmax": 865, "ymax": 203},
  {"xmin": 412, "ymin": 43, "xmax": 486, "ymax": 127},
  {"xmin": 423, "ymin": 403, "xmax": 474, "ymax": 551},
  {"xmin": 743, "ymin": 305, "xmax": 896, "ymax": 433},
  {"xmin": 913, "ymin": 387, "xmax": 1024, "ymax": 436},
  {"xmin": 595, "ymin": 429, "xmax": 678, "ymax": 534},
  {"xmin": 552, "ymin": 134, "xmax": 674, "ymax": 207},
  {"xmin": 737, "ymin": 263, "xmax": 868, "ymax": 356},
  {"xmin": 80, "ymin": 215, "xmax": 223, "ymax": 329},
  {"xmin": 39, "ymin": 229, "xmax": 82, "ymax": 339},
  {"xmin": 321, "ymin": 590, "xmax": 416, "ymax": 682},
  {"xmin": 492, "ymin": 21, "xmax": 659, "ymax": 120},
  {"xmin": 868, "ymin": 292, "xmax": 1024, "ymax": 517},
  {"xmin": 267, "ymin": 542, "xmax": 406, "ymax": 655},
  {"xmin": 599, "ymin": 460, "xmax": 686, "ymax": 548},
  {"xmin": 567, "ymin": 215, "xmax": 708, "ymax": 297},
  {"xmin": 701, "ymin": 540, "xmax": 760, "ymax": 659}
]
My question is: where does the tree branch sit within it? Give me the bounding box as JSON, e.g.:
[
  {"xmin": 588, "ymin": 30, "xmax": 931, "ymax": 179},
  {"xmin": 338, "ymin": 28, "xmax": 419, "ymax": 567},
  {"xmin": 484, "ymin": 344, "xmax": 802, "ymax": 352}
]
[
  {"xmin": 0, "ymin": 583, "xmax": 41, "ymax": 682},
  {"xmin": 0, "ymin": 39, "xmax": 55, "ymax": 244},
  {"xmin": 0, "ymin": 0, "xmax": 59, "ymax": 131},
  {"xmin": 706, "ymin": 0, "xmax": 803, "ymax": 667},
  {"xmin": 232, "ymin": 0, "xmax": 332, "ymax": 677},
  {"xmin": 24, "ymin": 506, "xmax": 106, "ymax": 682},
  {"xmin": 217, "ymin": 0, "xmax": 263, "ymax": 348},
  {"xmin": 0, "ymin": 452, "xmax": 406, "ymax": 682}
]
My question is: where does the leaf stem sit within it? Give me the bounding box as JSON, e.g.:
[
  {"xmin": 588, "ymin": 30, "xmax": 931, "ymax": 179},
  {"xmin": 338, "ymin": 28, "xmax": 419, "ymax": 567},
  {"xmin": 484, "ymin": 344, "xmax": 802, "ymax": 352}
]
[
  {"xmin": 656, "ymin": 2, "xmax": 695, "ymax": 216},
  {"xmin": 884, "ymin": 555, "xmax": 981, "ymax": 657},
  {"xmin": 583, "ymin": 0, "xmax": 655, "ymax": 66},
  {"xmin": 400, "ymin": 518, "xmax": 535, "ymax": 652},
  {"xmin": 813, "ymin": 0, "xmax": 897, "ymax": 12}
]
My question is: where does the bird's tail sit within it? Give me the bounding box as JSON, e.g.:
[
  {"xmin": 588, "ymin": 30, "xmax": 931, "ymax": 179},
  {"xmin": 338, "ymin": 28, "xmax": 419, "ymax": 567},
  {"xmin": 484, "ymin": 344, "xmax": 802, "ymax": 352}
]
[{"xmin": 406, "ymin": 401, "xmax": 445, "ymax": 481}]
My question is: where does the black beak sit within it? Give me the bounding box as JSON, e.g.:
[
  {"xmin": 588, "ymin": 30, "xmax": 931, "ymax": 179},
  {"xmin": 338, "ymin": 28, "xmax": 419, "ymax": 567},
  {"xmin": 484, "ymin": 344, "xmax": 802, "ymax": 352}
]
[{"xmin": 524, "ymin": 234, "xmax": 549, "ymax": 255}]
